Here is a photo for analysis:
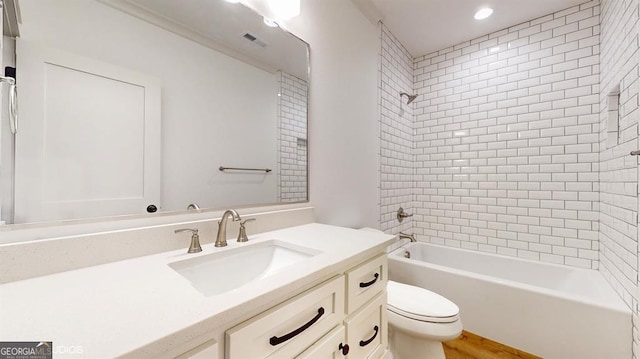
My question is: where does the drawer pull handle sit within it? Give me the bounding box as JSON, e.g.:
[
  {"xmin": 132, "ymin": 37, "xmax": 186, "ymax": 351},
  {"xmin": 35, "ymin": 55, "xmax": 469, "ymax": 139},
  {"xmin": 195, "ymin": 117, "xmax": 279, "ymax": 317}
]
[
  {"xmin": 359, "ymin": 325, "xmax": 379, "ymax": 347},
  {"xmin": 269, "ymin": 307, "xmax": 325, "ymax": 346},
  {"xmin": 359, "ymin": 273, "xmax": 379, "ymax": 288},
  {"xmin": 338, "ymin": 343, "xmax": 349, "ymax": 355}
]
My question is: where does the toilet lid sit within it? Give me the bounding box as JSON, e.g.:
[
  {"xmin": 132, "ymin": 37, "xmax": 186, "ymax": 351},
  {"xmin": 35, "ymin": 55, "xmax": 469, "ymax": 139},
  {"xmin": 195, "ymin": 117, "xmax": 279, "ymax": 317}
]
[{"xmin": 387, "ymin": 281, "xmax": 460, "ymax": 323}]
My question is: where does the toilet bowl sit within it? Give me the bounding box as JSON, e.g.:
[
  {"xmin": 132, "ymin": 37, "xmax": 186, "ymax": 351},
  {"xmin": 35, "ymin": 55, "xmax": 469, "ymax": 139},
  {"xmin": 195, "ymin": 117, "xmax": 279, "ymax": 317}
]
[{"xmin": 387, "ymin": 280, "xmax": 463, "ymax": 359}]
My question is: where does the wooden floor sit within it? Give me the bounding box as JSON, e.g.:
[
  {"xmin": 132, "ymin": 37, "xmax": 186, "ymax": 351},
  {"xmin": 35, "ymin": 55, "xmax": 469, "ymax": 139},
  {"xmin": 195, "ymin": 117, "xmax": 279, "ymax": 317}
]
[{"xmin": 443, "ymin": 331, "xmax": 542, "ymax": 359}]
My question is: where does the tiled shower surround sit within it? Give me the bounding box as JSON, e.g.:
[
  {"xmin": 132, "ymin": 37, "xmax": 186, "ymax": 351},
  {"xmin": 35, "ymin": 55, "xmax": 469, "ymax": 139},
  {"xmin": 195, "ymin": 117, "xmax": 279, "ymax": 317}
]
[
  {"xmin": 381, "ymin": 0, "xmax": 640, "ymax": 356},
  {"xmin": 379, "ymin": 25, "xmax": 414, "ymax": 234},
  {"xmin": 600, "ymin": 0, "xmax": 638, "ymax": 306},
  {"xmin": 600, "ymin": 0, "xmax": 640, "ymax": 354},
  {"xmin": 413, "ymin": 3, "xmax": 601, "ymax": 268},
  {"xmin": 277, "ymin": 71, "xmax": 308, "ymax": 202},
  {"xmin": 392, "ymin": 2, "xmax": 601, "ymax": 269}
]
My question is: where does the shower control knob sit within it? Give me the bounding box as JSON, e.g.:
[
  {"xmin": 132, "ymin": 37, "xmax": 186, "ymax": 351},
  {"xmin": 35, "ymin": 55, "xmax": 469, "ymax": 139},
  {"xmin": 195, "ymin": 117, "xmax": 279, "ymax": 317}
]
[
  {"xmin": 146, "ymin": 204, "xmax": 158, "ymax": 213},
  {"xmin": 397, "ymin": 207, "xmax": 413, "ymax": 222}
]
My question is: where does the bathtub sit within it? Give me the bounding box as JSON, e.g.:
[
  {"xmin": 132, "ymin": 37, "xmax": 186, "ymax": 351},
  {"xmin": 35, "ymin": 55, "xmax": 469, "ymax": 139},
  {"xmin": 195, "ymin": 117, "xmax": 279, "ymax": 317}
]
[{"xmin": 388, "ymin": 242, "xmax": 632, "ymax": 359}]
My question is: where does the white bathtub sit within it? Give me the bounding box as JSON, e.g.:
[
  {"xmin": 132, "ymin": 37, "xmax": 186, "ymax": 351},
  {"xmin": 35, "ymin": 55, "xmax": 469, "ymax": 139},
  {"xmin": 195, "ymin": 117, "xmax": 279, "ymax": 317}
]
[{"xmin": 388, "ymin": 242, "xmax": 632, "ymax": 359}]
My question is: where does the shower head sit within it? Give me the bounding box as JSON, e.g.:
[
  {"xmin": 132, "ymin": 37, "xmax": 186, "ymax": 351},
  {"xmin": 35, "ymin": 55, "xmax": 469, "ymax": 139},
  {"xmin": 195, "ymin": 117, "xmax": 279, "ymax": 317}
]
[{"xmin": 400, "ymin": 92, "xmax": 417, "ymax": 105}]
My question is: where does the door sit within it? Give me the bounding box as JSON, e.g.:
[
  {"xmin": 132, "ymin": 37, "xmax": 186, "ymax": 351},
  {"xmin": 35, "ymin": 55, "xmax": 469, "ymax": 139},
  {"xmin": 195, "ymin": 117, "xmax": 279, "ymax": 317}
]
[{"xmin": 14, "ymin": 40, "xmax": 161, "ymax": 223}]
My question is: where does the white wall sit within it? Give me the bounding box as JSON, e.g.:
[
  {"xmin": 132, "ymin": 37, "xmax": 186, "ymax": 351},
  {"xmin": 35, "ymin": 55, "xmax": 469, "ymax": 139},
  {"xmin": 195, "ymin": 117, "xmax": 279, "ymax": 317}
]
[
  {"xmin": 10, "ymin": 0, "xmax": 278, "ymax": 220},
  {"xmin": 0, "ymin": 36, "xmax": 14, "ymax": 224},
  {"xmin": 269, "ymin": 0, "xmax": 382, "ymax": 229}
]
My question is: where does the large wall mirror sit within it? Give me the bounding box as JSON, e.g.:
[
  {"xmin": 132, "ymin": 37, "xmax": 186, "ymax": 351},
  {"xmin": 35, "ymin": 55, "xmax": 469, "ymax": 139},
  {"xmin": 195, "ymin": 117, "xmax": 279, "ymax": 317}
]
[{"xmin": 0, "ymin": 0, "xmax": 309, "ymax": 227}]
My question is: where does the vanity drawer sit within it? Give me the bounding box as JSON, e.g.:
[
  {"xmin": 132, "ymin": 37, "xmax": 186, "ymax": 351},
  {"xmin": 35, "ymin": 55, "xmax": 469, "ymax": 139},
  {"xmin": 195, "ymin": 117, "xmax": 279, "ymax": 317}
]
[
  {"xmin": 345, "ymin": 293, "xmax": 387, "ymax": 359},
  {"xmin": 226, "ymin": 276, "xmax": 345, "ymax": 359},
  {"xmin": 345, "ymin": 254, "xmax": 387, "ymax": 314},
  {"xmin": 295, "ymin": 325, "xmax": 348, "ymax": 359}
]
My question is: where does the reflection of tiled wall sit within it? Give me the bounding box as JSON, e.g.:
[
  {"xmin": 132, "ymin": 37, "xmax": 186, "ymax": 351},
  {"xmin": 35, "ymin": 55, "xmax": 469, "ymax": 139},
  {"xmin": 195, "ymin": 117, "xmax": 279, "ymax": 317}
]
[
  {"xmin": 599, "ymin": 0, "xmax": 639, "ymax": 356},
  {"xmin": 412, "ymin": 2, "xmax": 601, "ymax": 269},
  {"xmin": 379, "ymin": 24, "xmax": 414, "ymax": 234},
  {"xmin": 278, "ymin": 71, "xmax": 308, "ymax": 202}
]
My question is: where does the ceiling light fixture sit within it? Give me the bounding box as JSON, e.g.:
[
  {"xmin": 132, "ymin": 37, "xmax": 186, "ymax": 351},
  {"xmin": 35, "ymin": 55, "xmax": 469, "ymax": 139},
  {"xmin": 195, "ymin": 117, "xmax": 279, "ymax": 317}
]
[
  {"xmin": 268, "ymin": 0, "xmax": 300, "ymax": 20},
  {"xmin": 225, "ymin": 0, "xmax": 241, "ymax": 3},
  {"xmin": 474, "ymin": 7, "xmax": 493, "ymax": 20},
  {"xmin": 263, "ymin": 17, "xmax": 279, "ymax": 27}
]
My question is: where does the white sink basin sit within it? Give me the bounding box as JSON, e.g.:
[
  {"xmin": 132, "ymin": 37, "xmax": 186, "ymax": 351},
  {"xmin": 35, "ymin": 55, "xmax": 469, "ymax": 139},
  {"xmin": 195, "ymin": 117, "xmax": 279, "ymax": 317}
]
[{"xmin": 168, "ymin": 240, "xmax": 320, "ymax": 296}]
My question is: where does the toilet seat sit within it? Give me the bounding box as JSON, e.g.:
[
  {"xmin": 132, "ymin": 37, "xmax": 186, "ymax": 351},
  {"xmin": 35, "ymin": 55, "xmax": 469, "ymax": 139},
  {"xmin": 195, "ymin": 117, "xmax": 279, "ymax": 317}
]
[{"xmin": 387, "ymin": 280, "xmax": 460, "ymax": 324}]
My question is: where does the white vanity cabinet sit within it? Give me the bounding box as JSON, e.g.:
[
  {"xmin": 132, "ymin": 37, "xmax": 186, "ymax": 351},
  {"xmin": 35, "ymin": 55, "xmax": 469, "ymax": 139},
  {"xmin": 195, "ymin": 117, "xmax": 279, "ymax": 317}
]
[
  {"xmin": 345, "ymin": 255, "xmax": 387, "ymax": 313},
  {"xmin": 344, "ymin": 294, "xmax": 386, "ymax": 359},
  {"xmin": 343, "ymin": 254, "xmax": 388, "ymax": 359},
  {"xmin": 0, "ymin": 222, "xmax": 397, "ymax": 359},
  {"xmin": 226, "ymin": 276, "xmax": 345, "ymax": 358},
  {"xmin": 295, "ymin": 326, "xmax": 348, "ymax": 358},
  {"xmin": 224, "ymin": 253, "xmax": 388, "ymax": 359}
]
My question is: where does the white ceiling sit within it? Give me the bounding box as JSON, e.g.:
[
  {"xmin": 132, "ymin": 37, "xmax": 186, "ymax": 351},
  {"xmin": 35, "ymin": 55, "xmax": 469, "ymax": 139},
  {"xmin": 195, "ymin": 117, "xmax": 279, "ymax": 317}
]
[
  {"xmin": 98, "ymin": 0, "xmax": 308, "ymax": 79},
  {"xmin": 357, "ymin": 0, "xmax": 589, "ymax": 57}
]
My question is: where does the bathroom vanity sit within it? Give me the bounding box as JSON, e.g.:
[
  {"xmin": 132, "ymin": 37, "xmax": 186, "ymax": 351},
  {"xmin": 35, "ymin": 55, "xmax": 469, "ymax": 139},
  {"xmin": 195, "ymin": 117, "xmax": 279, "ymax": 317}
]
[{"xmin": 0, "ymin": 223, "xmax": 394, "ymax": 358}]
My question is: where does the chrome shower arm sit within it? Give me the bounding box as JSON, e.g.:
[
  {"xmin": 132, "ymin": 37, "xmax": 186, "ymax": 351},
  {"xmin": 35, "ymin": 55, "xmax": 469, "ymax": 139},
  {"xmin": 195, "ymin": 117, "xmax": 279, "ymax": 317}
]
[{"xmin": 399, "ymin": 91, "xmax": 417, "ymax": 104}]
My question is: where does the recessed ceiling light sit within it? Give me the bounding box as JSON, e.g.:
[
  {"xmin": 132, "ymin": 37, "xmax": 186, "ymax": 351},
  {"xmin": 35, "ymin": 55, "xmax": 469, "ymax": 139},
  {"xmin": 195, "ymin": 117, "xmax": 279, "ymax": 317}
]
[
  {"xmin": 225, "ymin": 0, "xmax": 241, "ymax": 3},
  {"xmin": 474, "ymin": 8, "xmax": 493, "ymax": 20}
]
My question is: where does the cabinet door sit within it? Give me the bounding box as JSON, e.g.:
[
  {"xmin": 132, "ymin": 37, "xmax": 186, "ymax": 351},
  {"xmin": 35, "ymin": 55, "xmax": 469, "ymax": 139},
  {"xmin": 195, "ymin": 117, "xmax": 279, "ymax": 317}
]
[
  {"xmin": 345, "ymin": 255, "xmax": 387, "ymax": 314},
  {"xmin": 226, "ymin": 276, "xmax": 345, "ymax": 359},
  {"xmin": 14, "ymin": 40, "xmax": 161, "ymax": 223},
  {"xmin": 295, "ymin": 326, "xmax": 348, "ymax": 359},
  {"xmin": 345, "ymin": 294, "xmax": 387, "ymax": 359}
]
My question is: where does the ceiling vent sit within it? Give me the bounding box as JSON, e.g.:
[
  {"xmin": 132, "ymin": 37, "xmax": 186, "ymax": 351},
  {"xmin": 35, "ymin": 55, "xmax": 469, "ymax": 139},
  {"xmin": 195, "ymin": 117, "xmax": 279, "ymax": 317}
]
[{"xmin": 242, "ymin": 33, "xmax": 267, "ymax": 47}]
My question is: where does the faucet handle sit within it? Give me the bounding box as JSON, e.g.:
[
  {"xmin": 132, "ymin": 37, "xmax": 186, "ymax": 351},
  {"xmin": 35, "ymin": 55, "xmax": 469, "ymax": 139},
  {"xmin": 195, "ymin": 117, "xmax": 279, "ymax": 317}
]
[
  {"xmin": 397, "ymin": 207, "xmax": 413, "ymax": 222},
  {"xmin": 174, "ymin": 228, "xmax": 202, "ymax": 253},
  {"xmin": 237, "ymin": 218, "xmax": 256, "ymax": 243}
]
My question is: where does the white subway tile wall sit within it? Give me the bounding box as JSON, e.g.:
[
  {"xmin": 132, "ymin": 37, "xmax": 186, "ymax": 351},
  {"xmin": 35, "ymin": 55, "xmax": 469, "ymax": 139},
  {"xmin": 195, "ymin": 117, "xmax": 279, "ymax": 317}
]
[
  {"xmin": 380, "ymin": 0, "xmax": 640, "ymax": 356},
  {"xmin": 277, "ymin": 71, "xmax": 308, "ymax": 202},
  {"xmin": 380, "ymin": 24, "xmax": 414, "ymax": 234},
  {"xmin": 599, "ymin": 0, "xmax": 639, "ymax": 355},
  {"xmin": 412, "ymin": 2, "xmax": 601, "ymax": 269}
]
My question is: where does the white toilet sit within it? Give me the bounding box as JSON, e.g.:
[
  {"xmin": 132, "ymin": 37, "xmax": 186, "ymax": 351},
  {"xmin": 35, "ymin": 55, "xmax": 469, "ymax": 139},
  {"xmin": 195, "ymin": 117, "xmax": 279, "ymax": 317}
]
[{"xmin": 386, "ymin": 280, "xmax": 463, "ymax": 359}]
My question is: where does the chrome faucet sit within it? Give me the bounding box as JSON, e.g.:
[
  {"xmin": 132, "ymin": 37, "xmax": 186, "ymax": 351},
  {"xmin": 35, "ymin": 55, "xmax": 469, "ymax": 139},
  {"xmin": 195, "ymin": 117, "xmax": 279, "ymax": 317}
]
[
  {"xmin": 215, "ymin": 209, "xmax": 241, "ymax": 247},
  {"xmin": 187, "ymin": 203, "xmax": 200, "ymax": 210},
  {"xmin": 174, "ymin": 228, "xmax": 202, "ymax": 253},
  {"xmin": 399, "ymin": 232, "xmax": 417, "ymax": 242},
  {"xmin": 237, "ymin": 218, "xmax": 256, "ymax": 243}
]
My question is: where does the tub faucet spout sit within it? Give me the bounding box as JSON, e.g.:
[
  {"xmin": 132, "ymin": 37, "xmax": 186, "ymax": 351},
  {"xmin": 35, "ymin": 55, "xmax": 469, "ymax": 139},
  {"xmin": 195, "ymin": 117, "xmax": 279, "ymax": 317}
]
[{"xmin": 399, "ymin": 232, "xmax": 417, "ymax": 242}]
